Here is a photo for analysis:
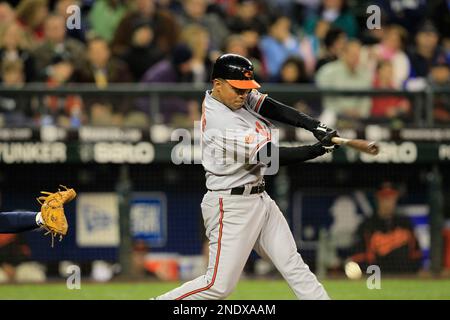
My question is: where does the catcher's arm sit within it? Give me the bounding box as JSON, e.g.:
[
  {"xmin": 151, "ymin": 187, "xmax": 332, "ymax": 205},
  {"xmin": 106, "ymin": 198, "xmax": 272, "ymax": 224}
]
[
  {"xmin": 37, "ymin": 185, "xmax": 77, "ymax": 247},
  {"xmin": 0, "ymin": 211, "xmax": 42, "ymax": 233}
]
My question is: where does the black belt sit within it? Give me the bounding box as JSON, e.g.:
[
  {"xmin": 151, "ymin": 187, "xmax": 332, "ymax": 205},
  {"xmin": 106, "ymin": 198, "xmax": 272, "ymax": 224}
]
[
  {"xmin": 230, "ymin": 183, "xmax": 265, "ymax": 195},
  {"xmin": 208, "ymin": 181, "xmax": 266, "ymax": 195}
]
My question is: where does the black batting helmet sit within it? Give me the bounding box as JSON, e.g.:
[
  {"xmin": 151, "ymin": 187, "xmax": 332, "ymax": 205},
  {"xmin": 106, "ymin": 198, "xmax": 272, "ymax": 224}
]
[{"xmin": 211, "ymin": 54, "xmax": 260, "ymax": 89}]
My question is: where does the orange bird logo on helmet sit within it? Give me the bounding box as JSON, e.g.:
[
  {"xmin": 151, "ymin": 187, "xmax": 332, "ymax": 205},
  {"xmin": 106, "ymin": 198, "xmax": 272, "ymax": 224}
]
[{"xmin": 243, "ymin": 70, "xmax": 253, "ymax": 79}]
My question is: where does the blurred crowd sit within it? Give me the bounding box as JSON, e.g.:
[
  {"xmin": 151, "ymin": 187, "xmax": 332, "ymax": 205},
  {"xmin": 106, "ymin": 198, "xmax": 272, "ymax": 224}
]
[{"xmin": 0, "ymin": 0, "xmax": 449, "ymax": 129}]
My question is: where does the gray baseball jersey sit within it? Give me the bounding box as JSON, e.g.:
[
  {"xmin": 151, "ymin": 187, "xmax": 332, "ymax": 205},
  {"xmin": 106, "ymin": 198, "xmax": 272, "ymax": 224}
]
[
  {"xmin": 201, "ymin": 89, "xmax": 271, "ymax": 190},
  {"xmin": 156, "ymin": 89, "xmax": 330, "ymax": 300}
]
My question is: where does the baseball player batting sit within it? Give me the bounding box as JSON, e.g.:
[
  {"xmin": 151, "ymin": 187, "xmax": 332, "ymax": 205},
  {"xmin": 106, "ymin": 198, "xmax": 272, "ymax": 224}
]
[{"xmin": 156, "ymin": 54, "xmax": 339, "ymax": 300}]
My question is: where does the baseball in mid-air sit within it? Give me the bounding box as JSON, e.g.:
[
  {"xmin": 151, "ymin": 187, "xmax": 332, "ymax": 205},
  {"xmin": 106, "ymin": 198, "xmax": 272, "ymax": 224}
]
[{"xmin": 345, "ymin": 261, "xmax": 362, "ymax": 280}]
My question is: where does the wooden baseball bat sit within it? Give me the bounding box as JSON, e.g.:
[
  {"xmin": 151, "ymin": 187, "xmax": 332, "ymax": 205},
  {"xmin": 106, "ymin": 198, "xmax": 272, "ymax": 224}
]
[{"xmin": 331, "ymin": 137, "xmax": 380, "ymax": 155}]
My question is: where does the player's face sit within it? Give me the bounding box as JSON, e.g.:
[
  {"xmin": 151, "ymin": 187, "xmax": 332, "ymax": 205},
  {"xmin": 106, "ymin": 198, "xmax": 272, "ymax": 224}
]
[
  {"xmin": 213, "ymin": 79, "xmax": 251, "ymax": 110},
  {"xmin": 377, "ymin": 195, "xmax": 398, "ymax": 219}
]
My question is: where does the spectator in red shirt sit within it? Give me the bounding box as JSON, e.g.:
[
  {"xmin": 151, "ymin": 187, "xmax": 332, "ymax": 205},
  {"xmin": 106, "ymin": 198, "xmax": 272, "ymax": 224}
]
[
  {"xmin": 371, "ymin": 60, "xmax": 410, "ymax": 119},
  {"xmin": 15, "ymin": 0, "xmax": 49, "ymax": 45},
  {"xmin": 430, "ymin": 62, "xmax": 450, "ymax": 123}
]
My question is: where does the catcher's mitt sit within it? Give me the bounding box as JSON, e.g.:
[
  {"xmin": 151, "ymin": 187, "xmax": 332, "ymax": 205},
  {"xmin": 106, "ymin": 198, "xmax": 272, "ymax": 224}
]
[{"xmin": 37, "ymin": 185, "xmax": 77, "ymax": 247}]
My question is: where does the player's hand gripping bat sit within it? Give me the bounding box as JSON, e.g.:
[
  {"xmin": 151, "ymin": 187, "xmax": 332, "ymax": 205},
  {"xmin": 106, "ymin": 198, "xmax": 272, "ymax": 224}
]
[{"xmin": 331, "ymin": 137, "xmax": 380, "ymax": 155}]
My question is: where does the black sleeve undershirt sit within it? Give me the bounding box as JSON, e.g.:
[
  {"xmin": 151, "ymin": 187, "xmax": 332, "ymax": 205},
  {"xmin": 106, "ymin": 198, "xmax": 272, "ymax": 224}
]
[
  {"xmin": 258, "ymin": 96, "xmax": 320, "ymax": 131},
  {"xmin": 257, "ymin": 142, "xmax": 326, "ymax": 166}
]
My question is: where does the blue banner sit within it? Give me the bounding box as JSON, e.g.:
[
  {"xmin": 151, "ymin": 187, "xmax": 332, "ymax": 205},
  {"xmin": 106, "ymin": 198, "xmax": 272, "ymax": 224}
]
[{"xmin": 130, "ymin": 193, "xmax": 167, "ymax": 247}]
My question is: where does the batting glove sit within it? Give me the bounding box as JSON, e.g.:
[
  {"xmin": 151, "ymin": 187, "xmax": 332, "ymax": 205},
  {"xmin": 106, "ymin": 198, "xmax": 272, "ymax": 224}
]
[{"xmin": 312, "ymin": 123, "xmax": 339, "ymax": 147}]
